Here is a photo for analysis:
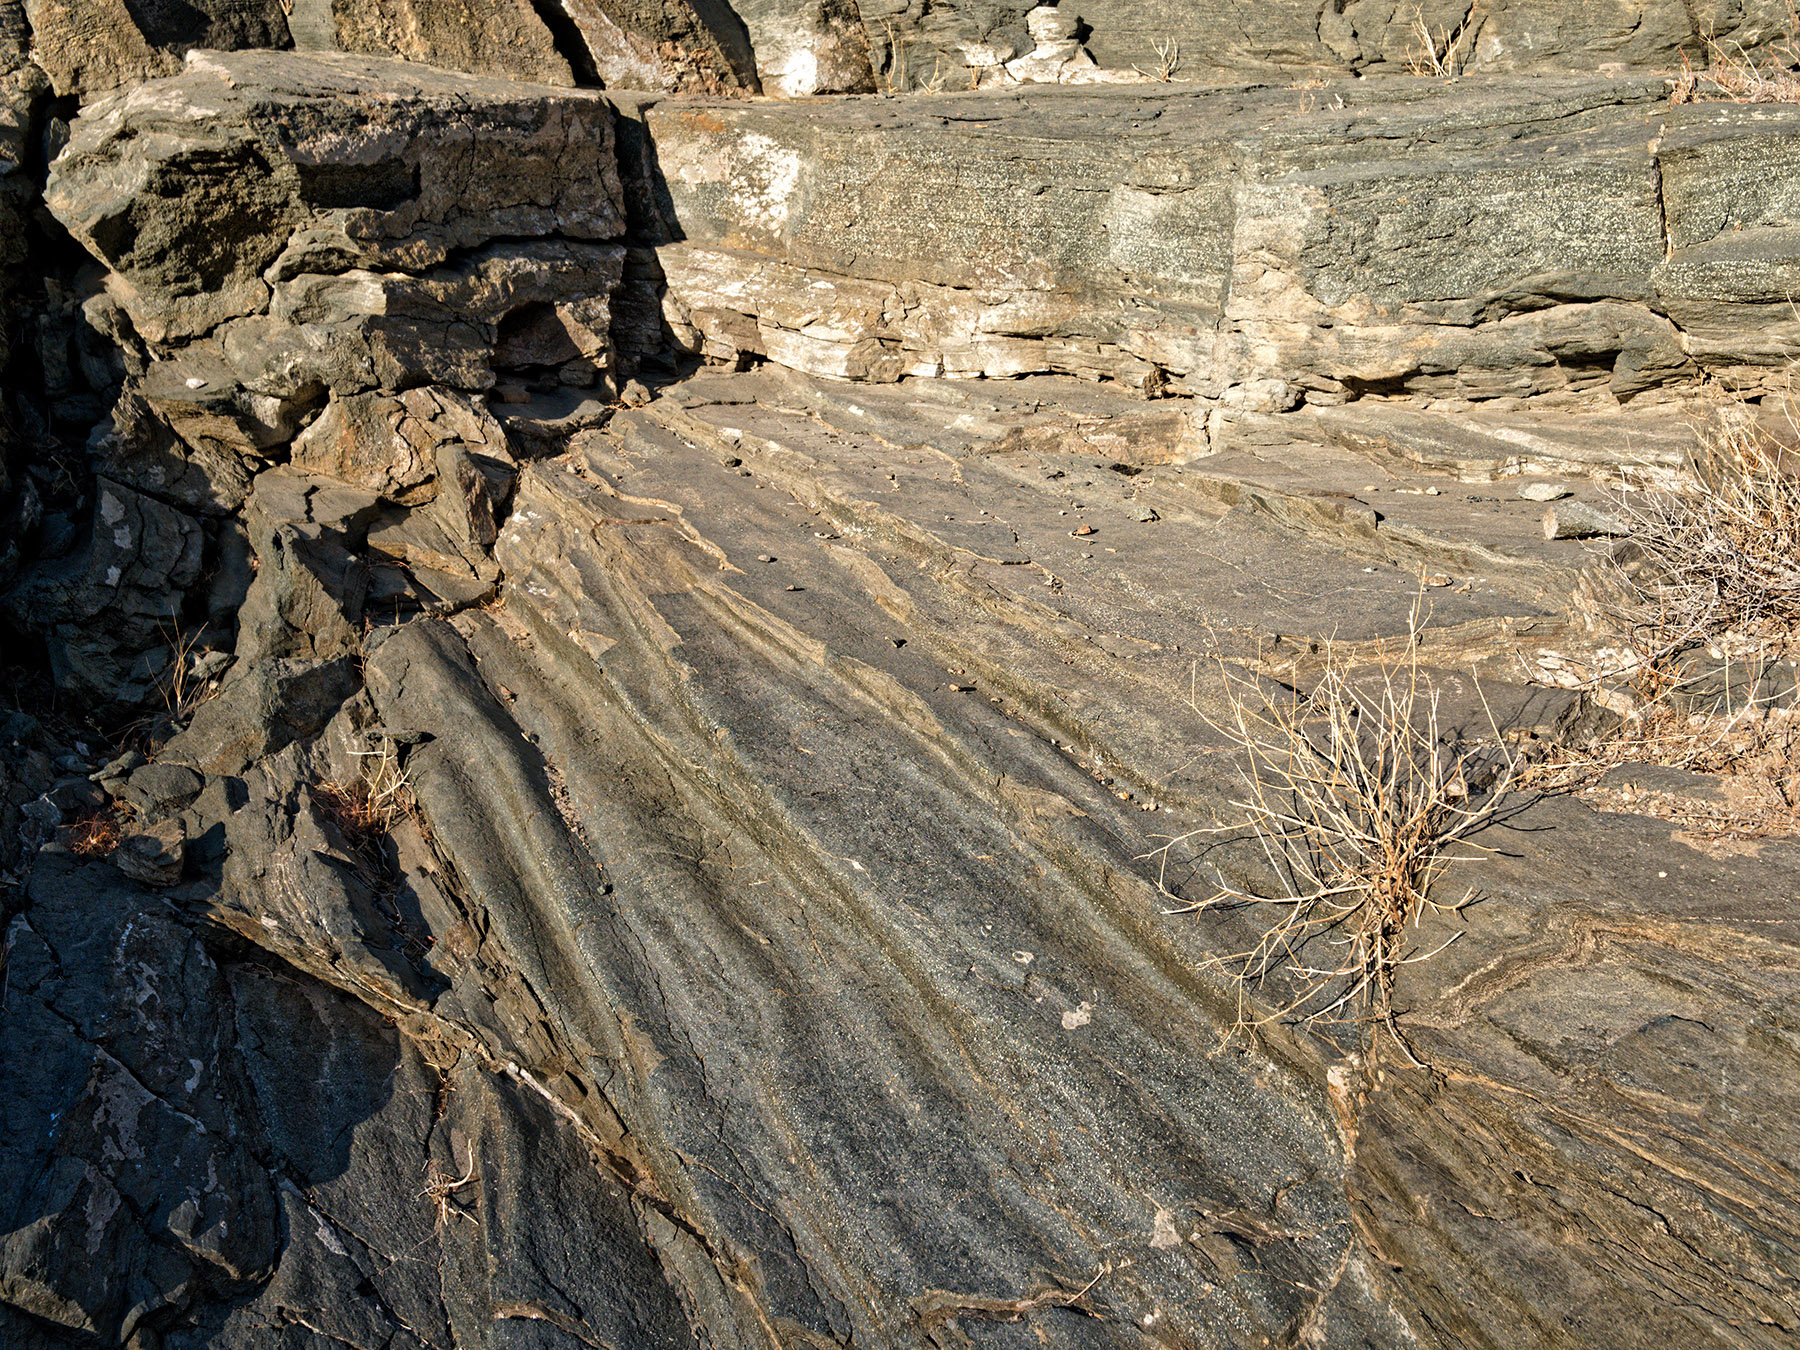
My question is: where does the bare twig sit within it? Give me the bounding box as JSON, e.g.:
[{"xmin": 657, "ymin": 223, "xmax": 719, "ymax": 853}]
[{"xmin": 421, "ymin": 1142, "xmax": 478, "ymax": 1228}]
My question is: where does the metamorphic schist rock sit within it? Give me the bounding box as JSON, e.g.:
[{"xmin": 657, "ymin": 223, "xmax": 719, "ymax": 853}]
[{"xmin": 0, "ymin": 7, "xmax": 1797, "ymax": 1350}]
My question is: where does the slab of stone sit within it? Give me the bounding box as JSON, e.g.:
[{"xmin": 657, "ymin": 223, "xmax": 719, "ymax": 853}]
[
  {"xmin": 1543, "ymin": 499, "xmax": 1629, "ymax": 538},
  {"xmin": 634, "ymin": 80, "xmax": 1799, "ymax": 413},
  {"xmin": 111, "ymin": 814, "xmax": 185, "ymax": 885},
  {"xmin": 117, "ymin": 761, "xmax": 203, "ymax": 816},
  {"xmin": 1517, "ymin": 481, "xmax": 1572, "ymax": 501}
]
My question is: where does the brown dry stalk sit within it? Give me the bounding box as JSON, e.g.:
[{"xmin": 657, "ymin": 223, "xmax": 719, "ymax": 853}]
[{"xmin": 155, "ymin": 616, "xmax": 207, "ymax": 720}]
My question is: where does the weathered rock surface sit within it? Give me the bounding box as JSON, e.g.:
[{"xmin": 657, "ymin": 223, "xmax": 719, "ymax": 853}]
[
  {"xmin": 47, "ymin": 51, "xmax": 625, "ymax": 342},
  {"xmin": 3, "ymin": 28, "xmax": 1800, "ymax": 1350},
  {"xmin": 27, "ymin": 0, "xmax": 1787, "ymax": 104},
  {"xmin": 634, "ymin": 80, "xmax": 1800, "ymax": 417},
  {"xmin": 22, "ymin": 0, "xmax": 289, "ymax": 97},
  {"xmin": 17, "ymin": 50, "xmax": 626, "ymax": 707},
  {"xmin": 330, "ymin": 0, "xmax": 577, "ymax": 85}
]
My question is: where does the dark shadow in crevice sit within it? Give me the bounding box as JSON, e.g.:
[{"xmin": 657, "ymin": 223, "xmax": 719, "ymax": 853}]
[{"xmin": 527, "ymin": 0, "xmax": 605, "ymax": 86}]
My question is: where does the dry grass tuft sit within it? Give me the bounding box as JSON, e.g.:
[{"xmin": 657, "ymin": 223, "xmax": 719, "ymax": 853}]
[
  {"xmin": 314, "ymin": 738, "xmax": 416, "ymax": 850},
  {"xmin": 1157, "ymin": 600, "xmax": 1516, "ymax": 1057},
  {"xmin": 1532, "ymin": 382, "xmax": 1800, "ymax": 840},
  {"xmin": 1612, "ymin": 394, "xmax": 1800, "ymax": 661},
  {"xmin": 1405, "ymin": 4, "xmax": 1480, "ymax": 79},
  {"xmin": 1673, "ymin": 4, "xmax": 1800, "ymax": 105},
  {"xmin": 156, "ymin": 617, "xmax": 205, "ymax": 720},
  {"xmin": 68, "ymin": 807, "xmax": 128, "ymax": 859}
]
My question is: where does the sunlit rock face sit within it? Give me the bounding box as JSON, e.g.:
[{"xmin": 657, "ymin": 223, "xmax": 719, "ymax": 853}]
[{"xmin": 0, "ymin": 11, "xmax": 1798, "ymax": 1350}]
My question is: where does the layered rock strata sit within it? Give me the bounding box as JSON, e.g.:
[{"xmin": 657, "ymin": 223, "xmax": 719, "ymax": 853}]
[
  {"xmin": 634, "ymin": 78, "xmax": 1800, "ymax": 424},
  {"xmin": 1, "ymin": 39, "xmax": 1798, "ymax": 1350},
  {"xmin": 18, "ymin": 0, "xmax": 1800, "ymax": 100}
]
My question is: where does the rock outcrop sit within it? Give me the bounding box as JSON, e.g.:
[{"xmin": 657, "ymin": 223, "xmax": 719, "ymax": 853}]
[
  {"xmin": 2, "ymin": 20, "xmax": 1799, "ymax": 1350},
  {"xmin": 634, "ymin": 79, "xmax": 1800, "ymax": 417},
  {"xmin": 20, "ymin": 0, "xmax": 1800, "ymax": 101},
  {"xmin": 18, "ymin": 49, "xmax": 625, "ymax": 705}
]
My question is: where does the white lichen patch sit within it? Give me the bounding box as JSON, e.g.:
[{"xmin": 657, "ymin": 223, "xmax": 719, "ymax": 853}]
[{"xmin": 731, "ymin": 133, "xmax": 803, "ymax": 230}]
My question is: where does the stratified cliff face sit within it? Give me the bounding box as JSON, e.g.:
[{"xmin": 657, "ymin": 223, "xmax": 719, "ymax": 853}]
[{"xmin": 1, "ymin": 11, "xmax": 1799, "ymax": 1350}]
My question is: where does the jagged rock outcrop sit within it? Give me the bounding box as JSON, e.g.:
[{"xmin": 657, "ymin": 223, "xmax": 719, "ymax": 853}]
[
  {"xmin": 848, "ymin": 0, "xmax": 1798, "ymax": 93},
  {"xmin": 19, "ymin": 49, "xmax": 626, "ymax": 703},
  {"xmin": 22, "ymin": 0, "xmax": 292, "ymax": 96},
  {"xmin": 330, "ymin": 0, "xmax": 578, "ymax": 85},
  {"xmin": 22, "ymin": 0, "xmax": 1795, "ymax": 103}
]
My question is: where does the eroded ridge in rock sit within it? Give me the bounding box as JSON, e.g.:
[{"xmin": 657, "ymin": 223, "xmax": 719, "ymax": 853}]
[{"xmin": 0, "ymin": 29, "xmax": 1798, "ymax": 1350}]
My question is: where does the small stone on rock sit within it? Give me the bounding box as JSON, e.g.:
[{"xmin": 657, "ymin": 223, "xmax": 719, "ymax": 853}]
[
  {"xmin": 1517, "ymin": 482, "xmax": 1572, "ymax": 502},
  {"xmin": 112, "ymin": 816, "xmax": 186, "ymax": 887}
]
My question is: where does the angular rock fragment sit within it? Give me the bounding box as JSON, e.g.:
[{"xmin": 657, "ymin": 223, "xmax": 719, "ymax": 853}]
[
  {"xmin": 2, "ymin": 478, "xmax": 206, "ymax": 708},
  {"xmin": 89, "ymin": 387, "xmax": 257, "ymax": 515},
  {"xmin": 292, "ymin": 386, "xmax": 511, "ymax": 505},
  {"xmin": 111, "ymin": 813, "xmax": 185, "ymax": 885},
  {"xmin": 46, "ymin": 51, "xmax": 626, "ymax": 343},
  {"xmin": 1543, "ymin": 500, "xmax": 1630, "ymax": 539},
  {"xmin": 1517, "ymin": 481, "xmax": 1573, "ymax": 502},
  {"xmin": 159, "ymin": 656, "xmax": 357, "ymax": 776},
  {"xmin": 115, "ymin": 761, "xmax": 202, "ymax": 817},
  {"xmin": 331, "ymin": 0, "xmax": 576, "ymax": 85}
]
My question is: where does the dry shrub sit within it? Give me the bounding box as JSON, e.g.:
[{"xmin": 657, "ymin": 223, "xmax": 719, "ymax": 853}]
[
  {"xmin": 68, "ymin": 808, "xmax": 127, "ymax": 859},
  {"xmin": 1673, "ymin": 3, "xmax": 1800, "ymax": 104},
  {"xmin": 1157, "ymin": 603, "xmax": 1516, "ymax": 1055},
  {"xmin": 1613, "ymin": 395, "xmax": 1800, "ymax": 661},
  {"xmin": 1133, "ymin": 38, "xmax": 1181, "ymax": 83},
  {"xmin": 1535, "ymin": 386, "xmax": 1800, "ymax": 839}
]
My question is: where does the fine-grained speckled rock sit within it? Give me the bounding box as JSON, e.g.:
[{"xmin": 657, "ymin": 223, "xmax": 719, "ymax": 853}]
[{"xmin": 632, "ymin": 80, "xmax": 1799, "ymax": 409}]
